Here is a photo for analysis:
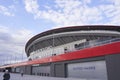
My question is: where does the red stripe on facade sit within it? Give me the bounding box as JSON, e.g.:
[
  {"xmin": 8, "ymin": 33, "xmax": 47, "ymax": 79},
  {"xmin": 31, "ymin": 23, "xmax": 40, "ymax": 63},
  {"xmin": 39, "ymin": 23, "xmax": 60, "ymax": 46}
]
[
  {"xmin": 51, "ymin": 41, "xmax": 120, "ymax": 62},
  {"xmin": 1, "ymin": 41, "xmax": 120, "ymax": 68}
]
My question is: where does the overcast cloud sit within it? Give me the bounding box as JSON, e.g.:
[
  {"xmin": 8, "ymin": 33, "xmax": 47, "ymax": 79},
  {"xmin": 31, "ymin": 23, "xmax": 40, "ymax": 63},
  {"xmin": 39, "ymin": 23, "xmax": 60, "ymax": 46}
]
[
  {"xmin": 0, "ymin": 0, "xmax": 120, "ymax": 65},
  {"xmin": 0, "ymin": 25, "xmax": 33, "ymax": 65},
  {"xmin": 24, "ymin": 0, "xmax": 120, "ymax": 28}
]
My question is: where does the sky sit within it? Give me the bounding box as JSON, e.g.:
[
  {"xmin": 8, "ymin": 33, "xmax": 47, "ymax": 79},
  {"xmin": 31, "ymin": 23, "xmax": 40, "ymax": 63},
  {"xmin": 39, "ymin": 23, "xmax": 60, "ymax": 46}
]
[{"xmin": 0, "ymin": 0, "xmax": 120, "ymax": 65}]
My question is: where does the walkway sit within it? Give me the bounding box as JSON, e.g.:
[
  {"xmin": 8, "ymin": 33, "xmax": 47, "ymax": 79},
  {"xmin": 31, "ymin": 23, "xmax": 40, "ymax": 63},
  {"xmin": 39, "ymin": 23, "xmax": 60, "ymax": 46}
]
[{"xmin": 0, "ymin": 72, "xmax": 86, "ymax": 80}]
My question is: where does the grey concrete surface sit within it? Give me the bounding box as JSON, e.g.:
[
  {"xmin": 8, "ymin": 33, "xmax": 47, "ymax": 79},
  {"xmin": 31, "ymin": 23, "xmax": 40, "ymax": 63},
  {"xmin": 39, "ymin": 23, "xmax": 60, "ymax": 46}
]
[{"xmin": 0, "ymin": 72, "xmax": 86, "ymax": 80}]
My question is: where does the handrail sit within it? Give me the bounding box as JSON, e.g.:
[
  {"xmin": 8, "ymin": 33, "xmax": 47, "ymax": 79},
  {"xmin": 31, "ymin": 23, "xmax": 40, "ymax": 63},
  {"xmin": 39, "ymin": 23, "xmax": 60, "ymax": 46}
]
[
  {"xmin": 76, "ymin": 38, "xmax": 120, "ymax": 50},
  {"xmin": 30, "ymin": 38, "xmax": 120, "ymax": 60}
]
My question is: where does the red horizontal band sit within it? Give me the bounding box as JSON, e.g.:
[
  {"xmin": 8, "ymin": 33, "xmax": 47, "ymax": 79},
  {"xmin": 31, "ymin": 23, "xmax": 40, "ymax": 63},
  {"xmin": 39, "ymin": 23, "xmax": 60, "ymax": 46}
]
[{"xmin": 1, "ymin": 41, "xmax": 120, "ymax": 68}]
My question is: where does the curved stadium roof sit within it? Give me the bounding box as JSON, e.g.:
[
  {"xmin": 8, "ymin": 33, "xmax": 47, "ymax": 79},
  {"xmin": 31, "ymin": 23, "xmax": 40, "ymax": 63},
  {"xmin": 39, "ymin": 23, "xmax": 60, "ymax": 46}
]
[{"xmin": 25, "ymin": 25, "xmax": 120, "ymax": 56}]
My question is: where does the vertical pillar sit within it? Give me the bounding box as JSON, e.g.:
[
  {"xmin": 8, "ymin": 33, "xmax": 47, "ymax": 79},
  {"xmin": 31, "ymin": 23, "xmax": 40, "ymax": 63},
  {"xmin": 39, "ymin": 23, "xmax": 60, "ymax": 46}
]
[{"xmin": 106, "ymin": 54, "xmax": 120, "ymax": 80}]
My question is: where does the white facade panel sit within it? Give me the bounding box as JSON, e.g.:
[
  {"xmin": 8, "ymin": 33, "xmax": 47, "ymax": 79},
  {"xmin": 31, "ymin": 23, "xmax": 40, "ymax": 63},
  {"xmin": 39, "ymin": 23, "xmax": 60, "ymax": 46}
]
[{"xmin": 67, "ymin": 60, "xmax": 108, "ymax": 80}]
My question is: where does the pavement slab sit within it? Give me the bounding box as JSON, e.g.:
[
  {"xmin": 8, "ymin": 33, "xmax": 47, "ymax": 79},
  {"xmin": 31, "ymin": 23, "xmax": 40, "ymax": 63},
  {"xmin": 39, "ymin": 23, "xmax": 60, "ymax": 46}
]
[{"xmin": 0, "ymin": 72, "xmax": 87, "ymax": 80}]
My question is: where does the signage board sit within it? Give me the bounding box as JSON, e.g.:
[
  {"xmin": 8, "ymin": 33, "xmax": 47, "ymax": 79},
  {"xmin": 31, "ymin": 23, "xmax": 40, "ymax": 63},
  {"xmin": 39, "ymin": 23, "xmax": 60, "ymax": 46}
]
[{"xmin": 67, "ymin": 60, "xmax": 108, "ymax": 80}]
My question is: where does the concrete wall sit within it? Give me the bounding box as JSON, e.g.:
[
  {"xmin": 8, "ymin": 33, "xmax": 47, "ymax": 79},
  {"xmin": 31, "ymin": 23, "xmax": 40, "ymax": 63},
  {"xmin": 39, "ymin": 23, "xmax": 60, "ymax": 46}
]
[
  {"xmin": 51, "ymin": 54, "xmax": 120, "ymax": 80},
  {"xmin": 32, "ymin": 65, "xmax": 50, "ymax": 76},
  {"xmin": 106, "ymin": 53, "xmax": 120, "ymax": 80},
  {"xmin": 20, "ymin": 65, "xmax": 32, "ymax": 75},
  {"xmin": 25, "ymin": 65, "xmax": 32, "ymax": 74},
  {"xmin": 51, "ymin": 56, "xmax": 104, "ymax": 78},
  {"xmin": 20, "ymin": 53, "xmax": 120, "ymax": 80},
  {"xmin": 51, "ymin": 63, "xmax": 66, "ymax": 77}
]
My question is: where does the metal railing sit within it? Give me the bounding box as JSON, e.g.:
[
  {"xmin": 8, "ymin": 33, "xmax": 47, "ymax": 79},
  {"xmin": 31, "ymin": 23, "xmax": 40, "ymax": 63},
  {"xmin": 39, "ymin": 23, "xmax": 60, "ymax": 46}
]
[
  {"xmin": 31, "ymin": 38, "xmax": 120, "ymax": 60},
  {"xmin": 75, "ymin": 38, "xmax": 120, "ymax": 50}
]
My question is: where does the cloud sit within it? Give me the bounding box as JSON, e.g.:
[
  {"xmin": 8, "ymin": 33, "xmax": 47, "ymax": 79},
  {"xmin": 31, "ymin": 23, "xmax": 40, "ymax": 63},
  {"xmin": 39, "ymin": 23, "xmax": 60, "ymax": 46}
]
[
  {"xmin": 0, "ymin": 26, "xmax": 33, "ymax": 65},
  {"xmin": 0, "ymin": 5, "xmax": 15, "ymax": 16},
  {"xmin": 24, "ymin": 0, "xmax": 120, "ymax": 28},
  {"xmin": 24, "ymin": 0, "xmax": 39, "ymax": 14}
]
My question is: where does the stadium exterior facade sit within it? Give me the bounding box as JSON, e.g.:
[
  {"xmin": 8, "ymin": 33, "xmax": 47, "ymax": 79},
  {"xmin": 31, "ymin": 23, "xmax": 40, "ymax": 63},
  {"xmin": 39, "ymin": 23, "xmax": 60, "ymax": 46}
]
[{"xmin": 1, "ymin": 25, "xmax": 120, "ymax": 80}]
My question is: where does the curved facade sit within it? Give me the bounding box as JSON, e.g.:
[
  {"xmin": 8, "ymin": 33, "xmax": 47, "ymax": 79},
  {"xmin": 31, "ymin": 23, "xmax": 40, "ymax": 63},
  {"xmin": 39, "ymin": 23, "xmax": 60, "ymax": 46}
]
[
  {"xmin": 23, "ymin": 25, "xmax": 120, "ymax": 80},
  {"xmin": 2, "ymin": 25, "xmax": 120, "ymax": 80},
  {"xmin": 25, "ymin": 25, "xmax": 120, "ymax": 60}
]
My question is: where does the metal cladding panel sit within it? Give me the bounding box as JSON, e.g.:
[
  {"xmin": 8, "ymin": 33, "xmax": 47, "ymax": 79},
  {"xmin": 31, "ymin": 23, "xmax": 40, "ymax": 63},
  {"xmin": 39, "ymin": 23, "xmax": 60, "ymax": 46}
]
[{"xmin": 32, "ymin": 66, "xmax": 50, "ymax": 76}]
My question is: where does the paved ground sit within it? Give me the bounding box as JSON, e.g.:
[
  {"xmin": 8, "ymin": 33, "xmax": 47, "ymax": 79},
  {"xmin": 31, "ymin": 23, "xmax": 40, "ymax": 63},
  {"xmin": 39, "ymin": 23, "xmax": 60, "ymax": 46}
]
[{"xmin": 0, "ymin": 72, "xmax": 86, "ymax": 80}]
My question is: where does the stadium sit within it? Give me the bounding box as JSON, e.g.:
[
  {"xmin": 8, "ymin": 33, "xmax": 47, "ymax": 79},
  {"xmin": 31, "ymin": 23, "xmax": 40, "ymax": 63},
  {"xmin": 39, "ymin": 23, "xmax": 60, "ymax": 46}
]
[{"xmin": 1, "ymin": 25, "xmax": 120, "ymax": 80}]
